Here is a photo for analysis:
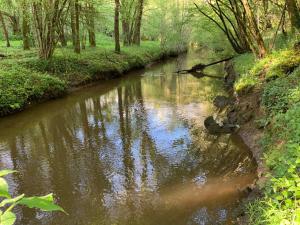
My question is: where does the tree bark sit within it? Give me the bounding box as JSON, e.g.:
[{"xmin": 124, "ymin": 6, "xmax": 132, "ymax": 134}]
[
  {"xmin": 32, "ymin": 0, "xmax": 68, "ymax": 59},
  {"xmin": 286, "ymin": 0, "xmax": 300, "ymax": 30},
  {"xmin": 115, "ymin": 0, "xmax": 121, "ymax": 53},
  {"xmin": 74, "ymin": 0, "xmax": 81, "ymax": 53},
  {"xmin": 241, "ymin": 0, "xmax": 267, "ymax": 58},
  {"xmin": 133, "ymin": 0, "xmax": 144, "ymax": 45},
  {"xmin": 0, "ymin": 11, "xmax": 10, "ymax": 47},
  {"xmin": 22, "ymin": 0, "xmax": 30, "ymax": 50},
  {"xmin": 86, "ymin": 4, "xmax": 96, "ymax": 47},
  {"xmin": 70, "ymin": 1, "xmax": 76, "ymax": 47}
]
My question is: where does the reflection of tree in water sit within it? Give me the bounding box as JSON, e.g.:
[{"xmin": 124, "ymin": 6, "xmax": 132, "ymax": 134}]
[{"xmin": 0, "ymin": 52, "xmax": 257, "ymax": 225}]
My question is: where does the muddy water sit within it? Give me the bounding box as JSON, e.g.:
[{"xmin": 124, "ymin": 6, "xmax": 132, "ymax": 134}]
[{"xmin": 0, "ymin": 52, "xmax": 257, "ymax": 225}]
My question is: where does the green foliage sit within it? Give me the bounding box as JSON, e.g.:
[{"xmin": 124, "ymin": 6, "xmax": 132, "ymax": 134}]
[
  {"xmin": 0, "ymin": 169, "xmax": 65, "ymax": 225},
  {"xmin": 234, "ymin": 49, "xmax": 300, "ymax": 94},
  {"xmin": 22, "ymin": 41, "xmax": 165, "ymax": 85},
  {"xmin": 0, "ymin": 37, "xmax": 175, "ymax": 116},
  {"xmin": 262, "ymin": 67, "xmax": 300, "ymax": 114},
  {"xmin": 247, "ymin": 104, "xmax": 300, "ymax": 225},
  {"xmin": 251, "ymin": 50, "xmax": 300, "ymax": 80},
  {"xmin": 233, "ymin": 53, "xmax": 259, "ymax": 94},
  {"xmin": 191, "ymin": 4, "xmax": 234, "ymax": 55},
  {"xmin": 0, "ymin": 64, "xmax": 66, "ymax": 116}
]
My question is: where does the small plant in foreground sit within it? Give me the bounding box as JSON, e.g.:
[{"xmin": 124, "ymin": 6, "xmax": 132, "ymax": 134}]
[{"xmin": 0, "ymin": 170, "xmax": 65, "ymax": 225}]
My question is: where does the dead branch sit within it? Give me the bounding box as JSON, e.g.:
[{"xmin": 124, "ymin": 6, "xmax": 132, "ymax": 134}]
[{"xmin": 175, "ymin": 56, "xmax": 234, "ymax": 74}]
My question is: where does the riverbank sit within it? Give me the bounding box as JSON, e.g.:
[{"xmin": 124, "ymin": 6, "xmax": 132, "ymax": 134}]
[
  {"xmin": 227, "ymin": 47, "xmax": 300, "ymax": 224},
  {"xmin": 0, "ymin": 41, "xmax": 181, "ymax": 117}
]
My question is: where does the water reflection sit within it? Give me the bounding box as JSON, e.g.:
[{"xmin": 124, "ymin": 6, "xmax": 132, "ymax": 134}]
[{"xmin": 0, "ymin": 52, "xmax": 256, "ymax": 225}]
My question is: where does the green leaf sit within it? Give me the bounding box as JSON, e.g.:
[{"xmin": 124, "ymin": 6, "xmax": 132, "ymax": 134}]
[
  {"xmin": 18, "ymin": 194, "xmax": 66, "ymax": 213},
  {"xmin": 0, "ymin": 211, "xmax": 16, "ymax": 225},
  {"xmin": 0, "ymin": 194, "xmax": 25, "ymax": 208},
  {"xmin": 0, "ymin": 170, "xmax": 17, "ymax": 177},
  {"xmin": 0, "ymin": 178, "xmax": 10, "ymax": 198}
]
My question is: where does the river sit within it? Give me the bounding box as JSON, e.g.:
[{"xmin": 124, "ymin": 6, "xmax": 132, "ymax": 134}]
[{"xmin": 0, "ymin": 51, "xmax": 257, "ymax": 225}]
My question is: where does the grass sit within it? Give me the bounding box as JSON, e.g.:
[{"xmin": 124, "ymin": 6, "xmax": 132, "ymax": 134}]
[
  {"xmin": 233, "ymin": 45, "xmax": 300, "ymax": 224},
  {"xmin": 233, "ymin": 48, "xmax": 300, "ymax": 95},
  {"xmin": 0, "ymin": 35, "xmax": 180, "ymax": 116}
]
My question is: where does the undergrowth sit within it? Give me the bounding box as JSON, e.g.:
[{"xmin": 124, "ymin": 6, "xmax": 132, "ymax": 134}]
[
  {"xmin": 233, "ymin": 49, "xmax": 300, "ymax": 95},
  {"xmin": 234, "ymin": 48, "xmax": 300, "ymax": 225},
  {"xmin": 0, "ymin": 38, "xmax": 180, "ymax": 116}
]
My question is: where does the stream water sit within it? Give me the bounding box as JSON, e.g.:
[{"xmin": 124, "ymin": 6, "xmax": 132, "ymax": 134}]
[{"xmin": 0, "ymin": 51, "xmax": 257, "ymax": 225}]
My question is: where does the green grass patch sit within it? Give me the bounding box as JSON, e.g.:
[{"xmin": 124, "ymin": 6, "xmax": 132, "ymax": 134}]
[
  {"xmin": 21, "ymin": 41, "xmax": 165, "ymax": 85},
  {"xmin": 233, "ymin": 53, "xmax": 259, "ymax": 94}
]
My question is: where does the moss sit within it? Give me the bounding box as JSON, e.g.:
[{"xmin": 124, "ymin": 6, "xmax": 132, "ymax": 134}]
[{"xmin": 251, "ymin": 49, "xmax": 300, "ymax": 80}]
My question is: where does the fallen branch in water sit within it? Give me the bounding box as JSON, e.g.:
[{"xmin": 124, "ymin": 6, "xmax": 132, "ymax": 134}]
[
  {"xmin": 175, "ymin": 56, "xmax": 234, "ymax": 74},
  {"xmin": 189, "ymin": 71, "xmax": 223, "ymax": 79}
]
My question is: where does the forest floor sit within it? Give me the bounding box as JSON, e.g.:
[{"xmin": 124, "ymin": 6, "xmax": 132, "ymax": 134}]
[
  {"xmin": 0, "ymin": 37, "xmax": 180, "ymax": 117},
  {"xmin": 231, "ymin": 47, "xmax": 300, "ymax": 224}
]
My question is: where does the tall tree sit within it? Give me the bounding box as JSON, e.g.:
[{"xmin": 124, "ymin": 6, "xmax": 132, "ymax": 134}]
[
  {"xmin": 241, "ymin": 0, "xmax": 267, "ymax": 57},
  {"xmin": 74, "ymin": 0, "xmax": 81, "ymax": 53},
  {"xmin": 115, "ymin": 0, "xmax": 121, "ymax": 53},
  {"xmin": 22, "ymin": 0, "xmax": 30, "ymax": 50},
  {"xmin": 31, "ymin": 0, "xmax": 68, "ymax": 59},
  {"xmin": 85, "ymin": 2, "xmax": 96, "ymax": 47},
  {"xmin": 286, "ymin": 0, "xmax": 300, "ymax": 30},
  {"xmin": 133, "ymin": 0, "xmax": 144, "ymax": 45},
  {"xmin": 0, "ymin": 11, "xmax": 10, "ymax": 47}
]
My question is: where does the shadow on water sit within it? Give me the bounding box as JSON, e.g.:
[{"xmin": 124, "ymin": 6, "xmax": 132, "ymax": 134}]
[{"xmin": 0, "ymin": 50, "xmax": 257, "ymax": 225}]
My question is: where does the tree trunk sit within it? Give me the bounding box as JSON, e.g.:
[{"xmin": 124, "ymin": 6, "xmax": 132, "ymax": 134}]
[
  {"xmin": 241, "ymin": 0, "xmax": 267, "ymax": 58},
  {"xmin": 122, "ymin": 19, "xmax": 130, "ymax": 46},
  {"xmin": 31, "ymin": 0, "xmax": 68, "ymax": 59},
  {"xmin": 286, "ymin": 0, "xmax": 300, "ymax": 30},
  {"xmin": 87, "ymin": 4, "xmax": 96, "ymax": 47},
  {"xmin": 115, "ymin": 0, "xmax": 121, "ymax": 53},
  {"xmin": 11, "ymin": 15, "xmax": 20, "ymax": 35},
  {"xmin": 70, "ymin": 1, "xmax": 76, "ymax": 47},
  {"xmin": 74, "ymin": 0, "xmax": 81, "ymax": 53},
  {"xmin": 0, "ymin": 11, "xmax": 10, "ymax": 47},
  {"xmin": 59, "ymin": 24, "xmax": 67, "ymax": 47},
  {"xmin": 22, "ymin": 1, "xmax": 30, "ymax": 50},
  {"xmin": 262, "ymin": 0, "xmax": 272, "ymax": 29},
  {"xmin": 82, "ymin": 31, "xmax": 86, "ymax": 50},
  {"xmin": 133, "ymin": 0, "xmax": 144, "ymax": 45}
]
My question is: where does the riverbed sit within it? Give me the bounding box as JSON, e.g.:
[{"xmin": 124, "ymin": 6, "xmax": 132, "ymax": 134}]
[{"xmin": 0, "ymin": 51, "xmax": 257, "ymax": 225}]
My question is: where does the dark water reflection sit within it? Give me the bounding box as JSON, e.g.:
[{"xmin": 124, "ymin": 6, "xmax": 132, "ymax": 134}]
[{"xmin": 0, "ymin": 52, "xmax": 256, "ymax": 225}]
